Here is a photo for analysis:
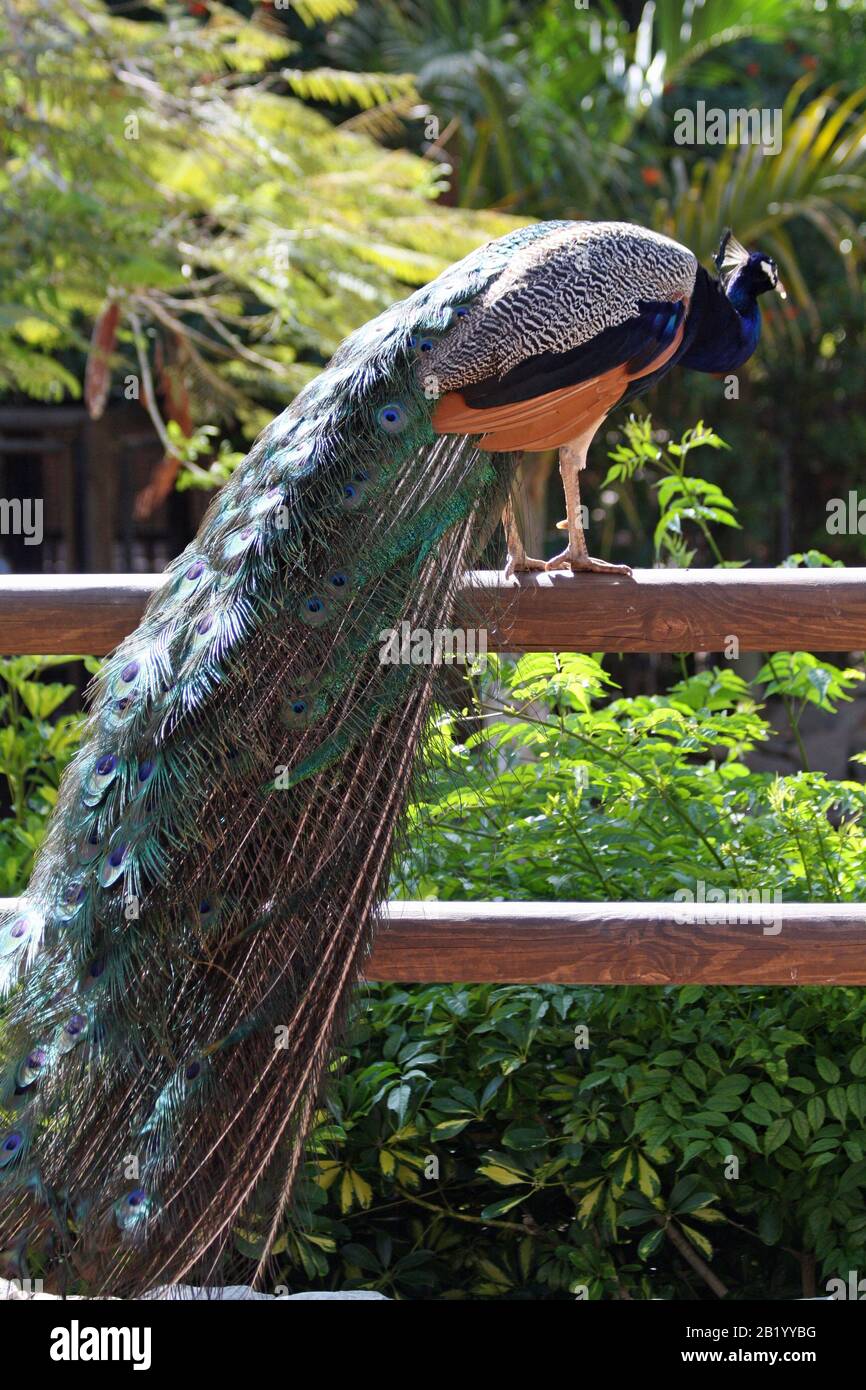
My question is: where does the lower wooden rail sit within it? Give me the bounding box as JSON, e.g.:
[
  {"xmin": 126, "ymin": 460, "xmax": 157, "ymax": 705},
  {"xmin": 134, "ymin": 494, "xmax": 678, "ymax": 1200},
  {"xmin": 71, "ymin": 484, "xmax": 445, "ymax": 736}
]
[
  {"xmin": 372, "ymin": 903, "xmax": 866, "ymax": 985},
  {"xmin": 2, "ymin": 900, "xmax": 864, "ymax": 985}
]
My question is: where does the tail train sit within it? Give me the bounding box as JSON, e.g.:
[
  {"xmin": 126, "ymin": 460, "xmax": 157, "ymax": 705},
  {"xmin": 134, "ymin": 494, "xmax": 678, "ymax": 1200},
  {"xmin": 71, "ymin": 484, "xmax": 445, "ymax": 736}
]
[{"xmin": 0, "ymin": 227, "xmax": 537, "ymax": 1294}]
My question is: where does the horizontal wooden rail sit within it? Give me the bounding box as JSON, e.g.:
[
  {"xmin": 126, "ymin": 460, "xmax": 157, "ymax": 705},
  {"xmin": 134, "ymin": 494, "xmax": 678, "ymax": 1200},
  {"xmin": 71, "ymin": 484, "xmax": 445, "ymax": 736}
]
[
  {"xmin": 1, "ymin": 568, "xmax": 865, "ymax": 655},
  {"xmin": 372, "ymin": 902, "xmax": 866, "ymax": 985},
  {"xmin": 2, "ymin": 900, "xmax": 864, "ymax": 985}
]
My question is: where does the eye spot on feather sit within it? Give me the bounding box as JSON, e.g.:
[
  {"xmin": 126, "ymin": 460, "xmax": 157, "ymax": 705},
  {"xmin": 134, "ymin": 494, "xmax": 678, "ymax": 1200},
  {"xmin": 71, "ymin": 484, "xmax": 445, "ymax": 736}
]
[
  {"xmin": 188, "ymin": 610, "xmax": 221, "ymax": 656},
  {"xmin": 78, "ymin": 827, "xmax": 102, "ymax": 865},
  {"xmin": 377, "ymin": 403, "xmax": 407, "ymax": 434},
  {"xmin": 223, "ymin": 527, "xmax": 257, "ymax": 562},
  {"xmin": 324, "ymin": 564, "xmax": 355, "ymax": 603},
  {"xmin": 115, "ymin": 1188, "xmax": 150, "ymax": 1230},
  {"xmin": 340, "ymin": 481, "xmax": 364, "ymax": 510},
  {"xmin": 0, "ymin": 1132, "xmax": 23, "ymax": 1166},
  {"xmin": 15, "ymin": 1047, "xmax": 48, "ymax": 1091},
  {"xmin": 84, "ymin": 753, "xmax": 119, "ymax": 806},
  {"xmin": 197, "ymin": 896, "xmax": 225, "ymax": 930},
  {"xmin": 0, "ymin": 910, "xmax": 40, "ymax": 956},
  {"xmin": 450, "ymin": 304, "xmax": 470, "ymax": 322},
  {"xmin": 1, "ymin": 917, "xmax": 30, "ymax": 950},
  {"xmin": 299, "ymin": 595, "xmax": 330, "ymax": 628},
  {"xmin": 172, "ymin": 558, "xmax": 207, "ymax": 602},
  {"xmin": 250, "ymin": 487, "xmax": 285, "ymax": 519},
  {"xmin": 99, "ymin": 841, "xmax": 128, "ymax": 888},
  {"xmin": 81, "ymin": 958, "xmax": 106, "ymax": 992},
  {"xmin": 57, "ymin": 1013, "xmax": 87, "ymax": 1053},
  {"xmin": 280, "ymin": 693, "xmax": 319, "ymax": 728},
  {"xmin": 118, "ymin": 660, "xmax": 140, "ymax": 688},
  {"xmin": 59, "ymin": 882, "xmax": 86, "ymax": 921}
]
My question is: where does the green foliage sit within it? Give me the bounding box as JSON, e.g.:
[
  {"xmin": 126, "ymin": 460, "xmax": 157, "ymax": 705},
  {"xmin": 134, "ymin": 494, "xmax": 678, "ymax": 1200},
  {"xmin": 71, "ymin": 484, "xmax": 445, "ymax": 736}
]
[
  {"xmin": 396, "ymin": 651, "xmax": 865, "ymax": 908},
  {"xmin": 604, "ymin": 416, "xmax": 737, "ymax": 567},
  {"xmin": 0, "ymin": 0, "xmax": 515, "ymax": 438},
  {"xmin": 0, "ymin": 658, "xmax": 89, "ymax": 894},
  {"xmin": 263, "ymin": 979, "xmax": 866, "ymax": 1299}
]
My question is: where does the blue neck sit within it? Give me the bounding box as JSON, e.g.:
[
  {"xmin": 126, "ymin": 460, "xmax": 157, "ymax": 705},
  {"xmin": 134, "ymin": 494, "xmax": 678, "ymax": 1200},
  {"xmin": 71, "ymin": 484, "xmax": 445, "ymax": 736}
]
[{"xmin": 679, "ymin": 268, "xmax": 762, "ymax": 374}]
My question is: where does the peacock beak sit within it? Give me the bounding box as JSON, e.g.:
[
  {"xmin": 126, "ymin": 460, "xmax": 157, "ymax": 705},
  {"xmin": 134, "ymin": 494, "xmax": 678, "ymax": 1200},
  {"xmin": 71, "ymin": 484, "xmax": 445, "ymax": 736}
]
[{"xmin": 776, "ymin": 278, "xmax": 787, "ymax": 300}]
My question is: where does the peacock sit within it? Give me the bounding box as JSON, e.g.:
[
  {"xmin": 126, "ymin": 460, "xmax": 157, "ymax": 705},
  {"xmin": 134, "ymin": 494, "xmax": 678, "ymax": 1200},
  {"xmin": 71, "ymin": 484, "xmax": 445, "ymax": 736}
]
[{"xmin": 0, "ymin": 220, "xmax": 783, "ymax": 1295}]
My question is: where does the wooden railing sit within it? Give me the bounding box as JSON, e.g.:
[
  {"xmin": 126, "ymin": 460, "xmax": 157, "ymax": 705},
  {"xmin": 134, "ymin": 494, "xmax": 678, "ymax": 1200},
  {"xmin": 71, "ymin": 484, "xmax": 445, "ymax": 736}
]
[
  {"xmin": 2, "ymin": 569, "xmax": 865, "ymax": 984},
  {"xmin": 2, "ymin": 567, "xmax": 866, "ymax": 654}
]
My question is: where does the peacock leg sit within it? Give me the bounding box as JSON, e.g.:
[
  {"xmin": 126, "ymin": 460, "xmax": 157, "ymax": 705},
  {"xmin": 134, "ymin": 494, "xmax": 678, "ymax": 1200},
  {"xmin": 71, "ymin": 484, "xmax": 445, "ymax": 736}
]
[
  {"xmin": 502, "ymin": 495, "xmax": 547, "ymax": 578},
  {"xmin": 545, "ymin": 436, "xmax": 633, "ymax": 576}
]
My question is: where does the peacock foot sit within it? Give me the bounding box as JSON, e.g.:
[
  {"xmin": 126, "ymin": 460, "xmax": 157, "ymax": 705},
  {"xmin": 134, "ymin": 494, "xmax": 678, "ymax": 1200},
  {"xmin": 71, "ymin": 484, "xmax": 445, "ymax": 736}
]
[
  {"xmin": 544, "ymin": 549, "xmax": 633, "ymax": 577},
  {"xmin": 504, "ymin": 552, "xmax": 549, "ymax": 579}
]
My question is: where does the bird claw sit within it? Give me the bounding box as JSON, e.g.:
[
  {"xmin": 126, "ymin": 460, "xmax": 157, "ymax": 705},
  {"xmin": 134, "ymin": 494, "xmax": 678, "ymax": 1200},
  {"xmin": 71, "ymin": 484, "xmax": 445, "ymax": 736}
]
[
  {"xmin": 504, "ymin": 552, "xmax": 548, "ymax": 579},
  {"xmin": 544, "ymin": 550, "xmax": 633, "ymax": 577}
]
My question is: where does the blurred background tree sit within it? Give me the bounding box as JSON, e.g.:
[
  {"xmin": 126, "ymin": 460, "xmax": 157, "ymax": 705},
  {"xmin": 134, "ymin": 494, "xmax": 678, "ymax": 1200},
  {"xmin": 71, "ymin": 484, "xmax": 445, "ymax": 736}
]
[{"xmin": 0, "ymin": 0, "xmax": 514, "ymax": 502}]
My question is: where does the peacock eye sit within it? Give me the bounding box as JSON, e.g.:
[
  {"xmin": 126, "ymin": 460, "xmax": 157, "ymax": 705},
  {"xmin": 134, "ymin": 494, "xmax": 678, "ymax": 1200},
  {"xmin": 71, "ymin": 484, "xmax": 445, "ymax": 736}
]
[
  {"xmin": 299, "ymin": 595, "xmax": 330, "ymax": 627},
  {"xmin": 377, "ymin": 402, "xmax": 407, "ymax": 433},
  {"xmin": 81, "ymin": 958, "xmax": 105, "ymax": 991},
  {"xmin": 99, "ymin": 839, "xmax": 128, "ymax": 889},
  {"xmin": 0, "ymin": 1132, "xmax": 23, "ymax": 1165}
]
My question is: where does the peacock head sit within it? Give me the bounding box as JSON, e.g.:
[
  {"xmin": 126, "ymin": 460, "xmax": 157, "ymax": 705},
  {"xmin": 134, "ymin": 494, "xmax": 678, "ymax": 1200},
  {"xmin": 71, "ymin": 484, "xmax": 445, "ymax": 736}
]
[{"xmin": 714, "ymin": 229, "xmax": 787, "ymax": 302}]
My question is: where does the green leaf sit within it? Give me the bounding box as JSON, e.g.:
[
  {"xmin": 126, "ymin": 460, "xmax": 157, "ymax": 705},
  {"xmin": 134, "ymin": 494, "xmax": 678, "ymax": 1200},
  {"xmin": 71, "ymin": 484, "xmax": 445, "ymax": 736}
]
[
  {"xmin": 816, "ymin": 1057, "xmax": 841, "ymax": 1084},
  {"xmin": 638, "ymin": 1228, "xmax": 664, "ymax": 1260},
  {"xmin": 765, "ymin": 1119, "xmax": 792, "ymax": 1155}
]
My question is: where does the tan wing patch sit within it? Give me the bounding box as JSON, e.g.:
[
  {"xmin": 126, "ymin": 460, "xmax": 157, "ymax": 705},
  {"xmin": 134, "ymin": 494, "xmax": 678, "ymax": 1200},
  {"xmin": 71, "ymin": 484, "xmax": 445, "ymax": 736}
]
[{"xmin": 432, "ymin": 300, "xmax": 687, "ymax": 453}]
